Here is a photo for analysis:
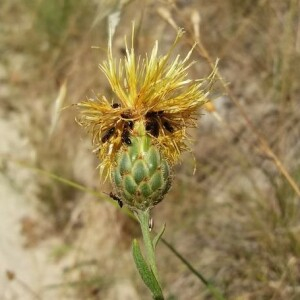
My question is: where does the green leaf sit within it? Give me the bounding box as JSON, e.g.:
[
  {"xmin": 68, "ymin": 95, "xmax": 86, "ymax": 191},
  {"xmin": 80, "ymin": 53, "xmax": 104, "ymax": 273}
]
[
  {"xmin": 132, "ymin": 239, "xmax": 164, "ymax": 300},
  {"xmin": 153, "ymin": 224, "xmax": 166, "ymax": 249}
]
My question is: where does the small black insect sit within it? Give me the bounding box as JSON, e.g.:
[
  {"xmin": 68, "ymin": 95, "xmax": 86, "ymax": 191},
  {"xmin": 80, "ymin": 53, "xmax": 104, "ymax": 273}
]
[
  {"xmin": 145, "ymin": 110, "xmax": 175, "ymax": 137},
  {"xmin": 101, "ymin": 127, "xmax": 115, "ymax": 143},
  {"xmin": 163, "ymin": 121, "xmax": 174, "ymax": 133},
  {"xmin": 109, "ymin": 192, "xmax": 123, "ymax": 208},
  {"xmin": 145, "ymin": 110, "xmax": 164, "ymax": 137},
  {"xmin": 112, "ymin": 103, "xmax": 120, "ymax": 108},
  {"xmin": 121, "ymin": 111, "xmax": 132, "ymax": 119},
  {"xmin": 121, "ymin": 121, "xmax": 133, "ymax": 145},
  {"xmin": 146, "ymin": 110, "xmax": 164, "ymax": 118},
  {"xmin": 121, "ymin": 129, "xmax": 131, "ymax": 145},
  {"xmin": 146, "ymin": 120, "xmax": 159, "ymax": 137},
  {"xmin": 127, "ymin": 120, "xmax": 134, "ymax": 130}
]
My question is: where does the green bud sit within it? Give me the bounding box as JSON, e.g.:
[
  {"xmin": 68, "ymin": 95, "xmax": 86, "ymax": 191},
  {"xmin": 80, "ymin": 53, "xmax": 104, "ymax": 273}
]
[{"xmin": 112, "ymin": 123, "xmax": 172, "ymax": 211}]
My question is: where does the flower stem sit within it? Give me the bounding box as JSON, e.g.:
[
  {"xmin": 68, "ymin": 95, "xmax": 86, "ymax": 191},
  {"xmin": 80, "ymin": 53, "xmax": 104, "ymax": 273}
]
[{"xmin": 135, "ymin": 209, "xmax": 162, "ymax": 293}]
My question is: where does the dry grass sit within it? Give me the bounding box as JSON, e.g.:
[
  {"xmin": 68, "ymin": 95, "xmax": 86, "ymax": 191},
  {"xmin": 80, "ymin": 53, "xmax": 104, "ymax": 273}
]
[{"xmin": 1, "ymin": 0, "xmax": 300, "ymax": 299}]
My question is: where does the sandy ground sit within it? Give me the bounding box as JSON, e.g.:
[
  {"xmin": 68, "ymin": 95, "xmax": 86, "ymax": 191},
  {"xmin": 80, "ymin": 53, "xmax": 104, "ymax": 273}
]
[{"xmin": 0, "ymin": 108, "xmax": 63, "ymax": 299}]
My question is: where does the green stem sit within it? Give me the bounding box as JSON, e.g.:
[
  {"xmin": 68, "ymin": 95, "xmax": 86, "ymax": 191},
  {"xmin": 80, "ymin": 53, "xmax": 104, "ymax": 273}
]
[{"xmin": 135, "ymin": 210, "xmax": 161, "ymax": 286}]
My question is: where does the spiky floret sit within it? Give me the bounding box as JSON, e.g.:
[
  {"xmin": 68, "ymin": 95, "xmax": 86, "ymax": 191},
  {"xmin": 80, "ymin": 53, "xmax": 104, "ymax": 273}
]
[{"xmin": 77, "ymin": 28, "xmax": 216, "ymax": 179}]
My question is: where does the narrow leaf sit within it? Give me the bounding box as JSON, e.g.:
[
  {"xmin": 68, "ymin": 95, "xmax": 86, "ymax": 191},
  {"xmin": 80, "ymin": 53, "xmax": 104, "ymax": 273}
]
[
  {"xmin": 153, "ymin": 223, "xmax": 166, "ymax": 249},
  {"xmin": 132, "ymin": 239, "xmax": 164, "ymax": 299}
]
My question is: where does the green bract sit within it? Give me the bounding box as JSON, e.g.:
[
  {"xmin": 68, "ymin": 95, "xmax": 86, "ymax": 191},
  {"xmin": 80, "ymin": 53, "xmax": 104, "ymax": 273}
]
[{"xmin": 112, "ymin": 127, "xmax": 172, "ymax": 211}]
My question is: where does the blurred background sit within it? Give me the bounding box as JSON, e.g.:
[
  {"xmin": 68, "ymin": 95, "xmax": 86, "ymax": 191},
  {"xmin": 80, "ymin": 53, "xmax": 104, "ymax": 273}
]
[{"xmin": 1, "ymin": 0, "xmax": 300, "ymax": 299}]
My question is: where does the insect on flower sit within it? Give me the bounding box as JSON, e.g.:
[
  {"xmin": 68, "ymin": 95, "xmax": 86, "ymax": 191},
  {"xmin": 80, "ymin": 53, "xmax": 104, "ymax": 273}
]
[
  {"xmin": 145, "ymin": 110, "xmax": 176, "ymax": 138},
  {"xmin": 109, "ymin": 192, "xmax": 123, "ymax": 208},
  {"xmin": 77, "ymin": 27, "xmax": 217, "ymax": 211},
  {"xmin": 101, "ymin": 127, "xmax": 115, "ymax": 143}
]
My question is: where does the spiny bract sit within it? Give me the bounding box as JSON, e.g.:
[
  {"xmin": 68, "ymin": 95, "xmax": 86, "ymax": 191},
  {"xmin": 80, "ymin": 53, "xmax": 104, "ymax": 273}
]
[{"xmin": 113, "ymin": 121, "xmax": 171, "ymax": 211}]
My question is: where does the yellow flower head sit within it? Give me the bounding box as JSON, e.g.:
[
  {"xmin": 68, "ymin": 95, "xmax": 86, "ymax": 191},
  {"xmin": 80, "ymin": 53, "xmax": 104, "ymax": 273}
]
[{"xmin": 77, "ymin": 28, "xmax": 216, "ymax": 179}]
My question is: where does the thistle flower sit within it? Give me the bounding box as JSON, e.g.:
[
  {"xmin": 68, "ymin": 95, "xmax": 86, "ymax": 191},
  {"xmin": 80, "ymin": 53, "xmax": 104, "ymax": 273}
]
[{"xmin": 77, "ymin": 28, "xmax": 216, "ymax": 211}]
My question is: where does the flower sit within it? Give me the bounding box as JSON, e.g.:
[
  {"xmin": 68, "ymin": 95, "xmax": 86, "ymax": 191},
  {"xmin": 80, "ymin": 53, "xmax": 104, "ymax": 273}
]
[{"xmin": 77, "ymin": 28, "xmax": 216, "ymax": 182}]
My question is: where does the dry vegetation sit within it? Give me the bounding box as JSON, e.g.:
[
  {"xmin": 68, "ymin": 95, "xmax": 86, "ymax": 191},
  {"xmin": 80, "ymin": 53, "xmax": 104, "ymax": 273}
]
[{"xmin": 1, "ymin": 0, "xmax": 300, "ymax": 299}]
